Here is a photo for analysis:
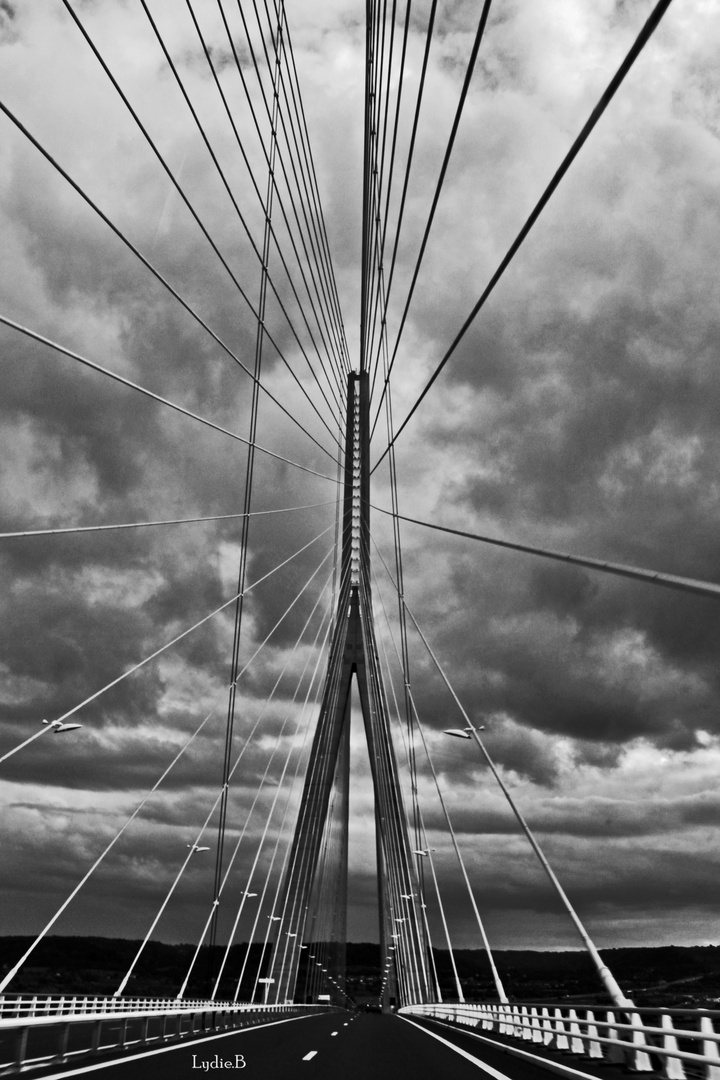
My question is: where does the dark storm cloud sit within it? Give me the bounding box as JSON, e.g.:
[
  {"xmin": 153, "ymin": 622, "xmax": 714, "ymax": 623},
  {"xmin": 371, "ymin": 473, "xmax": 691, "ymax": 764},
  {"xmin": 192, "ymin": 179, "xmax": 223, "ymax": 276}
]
[
  {"xmin": 0, "ymin": 586, "xmax": 163, "ymax": 721},
  {"xmin": 395, "ymin": 530, "xmax": 720, "ymax": 751},
  {"xmin": 381, "ymin": 242, "xmax": 720, "ymax": 746},
  {"xmin": 420, "ymin": 788, "xmax": 720, "ymax": 840},
  {"xmin": 341, "ymin": 834, "xmax": 720, "ymax": 947},
  {"xmin": 1, "ymin": 713, "xmax": 313, "ymax": 937}
]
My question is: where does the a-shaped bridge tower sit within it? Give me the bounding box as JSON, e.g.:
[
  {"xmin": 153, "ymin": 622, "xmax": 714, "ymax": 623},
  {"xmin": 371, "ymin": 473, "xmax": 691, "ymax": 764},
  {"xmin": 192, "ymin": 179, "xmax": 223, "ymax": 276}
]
[{"xmin": 267, "ymin": 372, "xmax": 434, "ymax": 1007}]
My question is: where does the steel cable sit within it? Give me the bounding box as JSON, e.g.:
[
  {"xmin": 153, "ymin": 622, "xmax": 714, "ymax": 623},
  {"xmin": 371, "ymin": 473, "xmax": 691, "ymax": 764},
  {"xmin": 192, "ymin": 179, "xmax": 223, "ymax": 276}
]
[{"xmin": 372, "ymin": 0, "xmax": 676, "ymax": 471}]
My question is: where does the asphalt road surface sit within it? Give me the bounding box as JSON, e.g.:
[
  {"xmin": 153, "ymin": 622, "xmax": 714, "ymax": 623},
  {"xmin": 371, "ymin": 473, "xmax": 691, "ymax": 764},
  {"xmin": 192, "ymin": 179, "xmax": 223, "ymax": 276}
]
[{"xmin": 29, "ymin": 1010, "xmax": 652, "ymax": 1080}]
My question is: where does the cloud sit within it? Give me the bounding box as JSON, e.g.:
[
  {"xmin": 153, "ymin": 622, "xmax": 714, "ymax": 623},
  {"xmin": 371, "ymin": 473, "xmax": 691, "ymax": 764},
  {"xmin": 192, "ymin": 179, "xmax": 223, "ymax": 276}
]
[{"xmin": 2, "ymin": 0, "xmax": 720, "ymax": 969}]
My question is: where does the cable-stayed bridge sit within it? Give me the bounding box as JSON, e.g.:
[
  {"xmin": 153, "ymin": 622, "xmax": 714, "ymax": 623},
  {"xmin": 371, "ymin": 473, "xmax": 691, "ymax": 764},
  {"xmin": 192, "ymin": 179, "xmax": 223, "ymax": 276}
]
[{"xmin": 2, "ymin": 0, "xmax": 720, "ymax": 1076}]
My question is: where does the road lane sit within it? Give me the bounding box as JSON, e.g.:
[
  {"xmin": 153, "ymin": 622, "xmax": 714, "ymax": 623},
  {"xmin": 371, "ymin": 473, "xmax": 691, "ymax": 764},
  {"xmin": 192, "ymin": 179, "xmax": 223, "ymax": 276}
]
[
  {"xmin": 25, "ymin": 1012, "xmax": 323, "ymax": 1080},
  {"xmin": 404, "ymin": 1015, "xmax": 650, "ymax": 1080}
]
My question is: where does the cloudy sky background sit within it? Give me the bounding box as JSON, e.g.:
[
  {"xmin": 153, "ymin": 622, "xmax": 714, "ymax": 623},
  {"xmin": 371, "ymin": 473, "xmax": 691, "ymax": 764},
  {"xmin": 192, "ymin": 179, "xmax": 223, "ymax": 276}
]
[{"xmin": 2, "ymin": 0, "xmax": 720, "ymax": 986}]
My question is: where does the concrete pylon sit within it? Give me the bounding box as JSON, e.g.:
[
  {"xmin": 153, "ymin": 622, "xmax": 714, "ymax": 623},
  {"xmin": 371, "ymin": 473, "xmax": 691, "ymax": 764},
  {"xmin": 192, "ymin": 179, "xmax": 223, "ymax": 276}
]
[{"xmin": 267, "ymin": 372, "xmax": 433, "ymax": 1007}]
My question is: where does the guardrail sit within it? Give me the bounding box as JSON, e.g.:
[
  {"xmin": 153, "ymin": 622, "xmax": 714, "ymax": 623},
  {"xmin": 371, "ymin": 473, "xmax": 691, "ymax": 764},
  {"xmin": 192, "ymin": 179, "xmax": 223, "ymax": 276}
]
[
  {"xmin": 400, "ymin": 1001, "xmax": 720, "ymax": 1078},
  {"xmin": 0, "ymin": 996, "xmax": 336, "ymax": 1075},
  {"xmin": 0, "ymin": 994, "xmax": 227, "ymax": 1019}
]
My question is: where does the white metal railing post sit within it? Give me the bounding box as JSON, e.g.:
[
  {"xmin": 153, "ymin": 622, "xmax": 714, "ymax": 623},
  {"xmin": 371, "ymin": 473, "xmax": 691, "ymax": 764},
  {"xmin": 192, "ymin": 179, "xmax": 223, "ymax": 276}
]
[
  {"xmin": 569, "ymin": 1008, "xmax": 585, "ymax": 1054},
  {"xmin": 605, "ymin": 1010, "xmax": 626, "ymax": 1065},
  {"xmin": 554, "ymin": 1007, "xmax": 569, "ymax": 1050},
  {"xmin": 660, "ymin": 1013, "xmax": 685, "ymax": 1079},
  {"xmin": 91, "ymin": 1017, "xmax": 102, "ymax": 1053},
  {"xmin": 14, "ymin": 1025, "xmax": 29, "ymax": 1071},
  {"xmin": 511, "ymin": 1005, "xmax": 521, "ymax": 1037},
  {"xmin": 585, "ymin": 1009, "xmax": 603, "ymax": 1059},
  {"xmin": 629, "ymin": 1010, "xmax": 654, "ymax": 1071},
  {"xmin": 520, "ymin": 1006, "xmax": 532, "ymax": 1041},
  {"xmin": 541, "ymin": 1006, "xmax": 553, "ymax": 1045},
  {"xmin": 701, "ymin": 1015, "xmax": 720, "ymax": 1080},
  {"xmin": 58, "ymin": 1020, "xmax": 71, "ymax": 1063}
]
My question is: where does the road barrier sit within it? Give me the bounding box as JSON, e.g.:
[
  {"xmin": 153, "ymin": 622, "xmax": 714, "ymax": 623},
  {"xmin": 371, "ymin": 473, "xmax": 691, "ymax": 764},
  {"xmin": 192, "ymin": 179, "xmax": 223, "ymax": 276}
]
[
  {"xmin": 0, "ymin": 996, "xmax": 335, "ymax": 1075},
  {"xmin": 400, "ymin": 1001, "xmax": 720, "ymax": 1078}
]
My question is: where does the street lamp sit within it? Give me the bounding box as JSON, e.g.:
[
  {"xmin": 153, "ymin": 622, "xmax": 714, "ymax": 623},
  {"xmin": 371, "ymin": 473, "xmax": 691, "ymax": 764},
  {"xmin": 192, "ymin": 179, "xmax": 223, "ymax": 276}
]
[
  {"xmin": 0, "ymin": 719, "xmax": 82, "ymax": 767},
  {"xmin": 443, "ymin": 724, "xmax": 484, "ymax": 739}
]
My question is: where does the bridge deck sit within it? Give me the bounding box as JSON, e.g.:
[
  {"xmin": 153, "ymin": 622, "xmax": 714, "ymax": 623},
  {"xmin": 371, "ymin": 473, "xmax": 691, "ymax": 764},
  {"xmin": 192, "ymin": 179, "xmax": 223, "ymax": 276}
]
[{"xmin": 18, "ymin": 1011, "xmax": 646, "ymax": 1080}]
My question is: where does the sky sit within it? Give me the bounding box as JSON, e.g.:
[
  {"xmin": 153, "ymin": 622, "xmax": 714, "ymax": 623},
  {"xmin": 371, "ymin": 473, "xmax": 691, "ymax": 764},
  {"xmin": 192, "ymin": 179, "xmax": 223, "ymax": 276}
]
[{"xmin": 3, "ymin": 0, "xmax": 720, "ymax": 992}]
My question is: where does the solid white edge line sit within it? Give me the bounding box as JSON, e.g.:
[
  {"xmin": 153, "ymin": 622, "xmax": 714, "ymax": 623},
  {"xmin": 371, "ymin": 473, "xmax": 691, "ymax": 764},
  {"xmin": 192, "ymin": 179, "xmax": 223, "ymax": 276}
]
[
  {"xmin": 408, "ymin": 1015, "xmax": 612, "ymax": 1080},
  {"xmin": 31, "ymin": 1013, "xmax": 316, "ymax": 1079},
  {"xmin": 399, "ymin": 1016, "xmax": 515, "ymax": 1078}
]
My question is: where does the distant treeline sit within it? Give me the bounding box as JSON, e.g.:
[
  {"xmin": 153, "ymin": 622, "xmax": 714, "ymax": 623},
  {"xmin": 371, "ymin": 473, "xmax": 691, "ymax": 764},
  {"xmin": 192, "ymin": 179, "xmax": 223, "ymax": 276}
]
[{"xmin": 2, "ymin": 938, "xmax": 719, "ymax": 1005}]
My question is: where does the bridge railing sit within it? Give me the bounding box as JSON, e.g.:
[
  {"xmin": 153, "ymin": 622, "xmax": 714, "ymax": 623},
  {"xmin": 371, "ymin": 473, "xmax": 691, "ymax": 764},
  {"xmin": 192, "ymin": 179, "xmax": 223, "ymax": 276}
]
[
  {"xmin": 0, "ymin": 994, "xmax": 231, "ymax": 1018},
  {"xmin": 400, "ymin": 1001, "xmax": 720, "ymax": 1078},
  {"xmin": 0, "ymin": 993, "xmax": 289, "ymax": 1019},
  {"xmin": 0, "ymin": 996, "xmax": 336, "ymax": 1075}
]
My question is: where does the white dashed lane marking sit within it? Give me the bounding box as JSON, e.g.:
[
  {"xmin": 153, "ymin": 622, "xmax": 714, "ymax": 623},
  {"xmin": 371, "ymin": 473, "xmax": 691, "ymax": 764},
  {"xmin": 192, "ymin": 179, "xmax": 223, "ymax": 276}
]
[{"xmin": 303, "ymin": 1051, "xmax": 318, "ymax": 1061}]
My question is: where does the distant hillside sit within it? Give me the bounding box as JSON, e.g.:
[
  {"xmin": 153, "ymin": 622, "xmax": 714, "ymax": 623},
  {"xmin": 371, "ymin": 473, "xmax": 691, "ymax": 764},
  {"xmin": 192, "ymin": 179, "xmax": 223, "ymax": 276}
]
[
  {"xmin": 445, "ymin": 945, "xmax": 720, "ymax": 1007},
  {"xmin": 1, "ymin": 937, "xmax": 719, "ymax": 1007}
]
